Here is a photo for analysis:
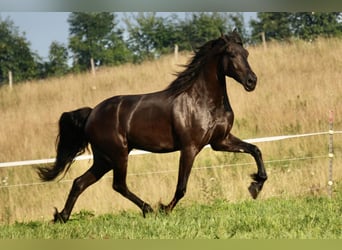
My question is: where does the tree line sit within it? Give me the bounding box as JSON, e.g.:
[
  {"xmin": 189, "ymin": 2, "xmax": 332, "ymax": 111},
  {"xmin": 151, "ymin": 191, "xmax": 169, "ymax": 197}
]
[{"xmin": 0, "ymin": 12, "xmax": 341, "ymax": 85}]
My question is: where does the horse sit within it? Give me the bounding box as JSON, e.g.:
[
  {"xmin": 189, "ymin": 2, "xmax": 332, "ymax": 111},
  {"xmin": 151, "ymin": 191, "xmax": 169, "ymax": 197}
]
[{"xmin": 37, "ymin": 29, "xmax": 267, "ymax": 223}]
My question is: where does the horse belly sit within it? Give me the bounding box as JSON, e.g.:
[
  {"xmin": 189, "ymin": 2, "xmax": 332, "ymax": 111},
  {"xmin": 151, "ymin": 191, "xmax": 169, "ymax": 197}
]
[{"xmin": 127, "ymin": 107, "xmax": 177, "ymax": 153}]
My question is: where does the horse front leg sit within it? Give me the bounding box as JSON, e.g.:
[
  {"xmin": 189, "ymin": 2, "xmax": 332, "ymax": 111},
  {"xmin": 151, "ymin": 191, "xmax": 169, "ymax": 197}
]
[
  {"xmin": 159, "ymin": 147, "xmax": 198, "ymax": 213},
  {"xmin": 211, "ymin": 133, "xmax": 267, "ymax": 199}
]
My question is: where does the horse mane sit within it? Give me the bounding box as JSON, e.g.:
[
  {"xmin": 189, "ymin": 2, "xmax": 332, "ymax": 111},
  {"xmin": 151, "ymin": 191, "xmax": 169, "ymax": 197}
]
[
  {"xmin": 165, "ymin": 31, "xmax": 243, "ymax": 97},
  {"xmin": 164, "ymin": 39, "xmax": 219, "ymax": 96}
]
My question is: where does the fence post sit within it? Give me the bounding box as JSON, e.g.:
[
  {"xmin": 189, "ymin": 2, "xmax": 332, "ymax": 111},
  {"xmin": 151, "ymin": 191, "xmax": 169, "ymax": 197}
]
[
  {"xmin": 90, "ymin": 57, "xmax": 95, "ymax": 76},
  {"xmin": 260, "ymin": 32, "xmax": 267, "ymax": 50},
  {"xmin": 8, "ymin": 70, "xmax": 13, "ymax": 89},
  {"xmin": 328, "ymin": 110, "xmax": 334, "ymax": 198},
  {"xmin": 174, "ymin": 44, "xmax": 178, "ymax": 62}
]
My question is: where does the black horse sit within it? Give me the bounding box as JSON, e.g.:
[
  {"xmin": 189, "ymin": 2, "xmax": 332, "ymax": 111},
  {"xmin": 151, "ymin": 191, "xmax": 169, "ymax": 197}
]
[{"xmin": 38, "ymin": 30, "xmax": 267, "ymax": 223}]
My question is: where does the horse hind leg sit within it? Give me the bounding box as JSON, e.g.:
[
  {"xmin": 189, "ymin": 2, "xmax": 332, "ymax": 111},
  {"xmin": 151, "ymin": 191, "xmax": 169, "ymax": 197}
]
[{"xmin": 54, "ymin": 149, "xmax": 111, "ymax": 223}]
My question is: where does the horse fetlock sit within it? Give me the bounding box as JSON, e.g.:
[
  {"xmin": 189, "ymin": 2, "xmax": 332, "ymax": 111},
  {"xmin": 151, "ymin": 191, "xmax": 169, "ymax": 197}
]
[
  {"xmin": 141, "ymin": 203, "xmax": 154, "ymax": 218},
  {"xmin": 250, "ymin": 173, "xmax": 267, "ymax": 182},
  {"xmin": 248, "ymin": 182, "xmax": 262, "ymax": 199},
  {"xmin": 53, "ymin": 207, "xmax": 68, "ymax": 223},
  {"xmin": 158, "ymin": 203, "xmax": 172, "ymax": 215}
]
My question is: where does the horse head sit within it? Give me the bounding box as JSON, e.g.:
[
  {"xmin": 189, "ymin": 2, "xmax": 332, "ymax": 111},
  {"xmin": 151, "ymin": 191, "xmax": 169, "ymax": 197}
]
[{"xmin": 219, "ymin": 29, "xmax": 257, "ymax": 91}]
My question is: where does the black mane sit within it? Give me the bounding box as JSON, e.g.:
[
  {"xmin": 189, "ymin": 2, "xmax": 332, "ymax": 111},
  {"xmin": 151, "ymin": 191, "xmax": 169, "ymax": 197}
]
[{"xmin": 165, "ymin": 31, "xmax": 243, "ymax": 96}]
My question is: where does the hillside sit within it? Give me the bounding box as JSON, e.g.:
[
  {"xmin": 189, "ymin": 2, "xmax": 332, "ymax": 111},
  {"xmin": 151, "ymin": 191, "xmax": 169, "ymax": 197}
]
[{"xmin": 0, "ymin": 38, "xmax": 341, "ymax": 224}]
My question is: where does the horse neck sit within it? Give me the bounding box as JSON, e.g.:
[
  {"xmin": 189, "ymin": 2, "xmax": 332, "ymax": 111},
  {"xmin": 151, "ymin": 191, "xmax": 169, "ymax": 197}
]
[{"xmin": 192, "ymin": 57, "xmax": 232, "ymax": 112}]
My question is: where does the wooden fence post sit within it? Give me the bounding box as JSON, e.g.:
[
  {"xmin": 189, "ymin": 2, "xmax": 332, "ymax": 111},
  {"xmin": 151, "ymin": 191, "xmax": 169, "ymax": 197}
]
[
  {"xmin": 90, "ymin": 58, "xmax": 95, "ymax": 76},
  {"xmin": 261, "ymin": 32, "xmax": 267, "ymax": 50},
  {"xmin": 174, "ymin": 44, "xmax": 178, "ymax": 62},
  {"xmin": 8, "ymin": 71, "xmax": 13, "ymax": 89}
]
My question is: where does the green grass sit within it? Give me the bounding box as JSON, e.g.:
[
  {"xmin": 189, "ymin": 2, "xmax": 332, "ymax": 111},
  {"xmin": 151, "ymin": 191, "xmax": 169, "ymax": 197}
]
[{"xmin": 1, "ymin": 190, "xmax": 341, "ymax": 239}]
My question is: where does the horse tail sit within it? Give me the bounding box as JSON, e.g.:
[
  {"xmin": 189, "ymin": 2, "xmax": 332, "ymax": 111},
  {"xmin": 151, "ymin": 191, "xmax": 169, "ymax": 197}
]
[{"xmin": 37, "ymin": 107, "xmax": 93, "ymax": 182}]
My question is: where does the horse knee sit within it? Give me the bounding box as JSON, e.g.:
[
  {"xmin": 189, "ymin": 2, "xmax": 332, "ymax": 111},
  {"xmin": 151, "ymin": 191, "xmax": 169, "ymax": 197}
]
[{"xmin": 249, "ymin": 144, "xmax": 262, "ymax": 156}]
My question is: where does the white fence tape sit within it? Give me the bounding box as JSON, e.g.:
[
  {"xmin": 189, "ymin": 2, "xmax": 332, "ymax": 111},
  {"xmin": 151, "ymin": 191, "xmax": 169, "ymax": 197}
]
[{"xmin": 0, "ymin": 130, "xmax": 341, "ymax": 169}]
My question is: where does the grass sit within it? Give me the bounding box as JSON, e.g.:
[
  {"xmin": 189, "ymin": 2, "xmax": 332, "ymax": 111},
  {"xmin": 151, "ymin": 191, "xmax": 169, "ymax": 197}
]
[
  {"xmin": 1, "ymin": 186, "xmax": 341, "ymax": 239},
  {"xmin": 0, "ymin": 38, "xmax": 341, "ymax": 226}
]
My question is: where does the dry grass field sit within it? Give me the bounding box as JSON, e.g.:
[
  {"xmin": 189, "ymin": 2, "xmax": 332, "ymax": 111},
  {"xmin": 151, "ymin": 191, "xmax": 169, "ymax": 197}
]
[{"xmin": 0, "ymin": 38, "xmax": 341, "ymax": 223}]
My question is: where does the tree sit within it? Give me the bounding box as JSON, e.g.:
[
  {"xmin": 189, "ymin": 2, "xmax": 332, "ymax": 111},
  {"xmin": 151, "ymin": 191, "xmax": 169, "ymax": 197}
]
[
  {"xmin": 125, "ymin": 12, "xmax": 178, "ymax": 63},
  {"xmin": 68, "ymin": 12, "xmax": 132, "ymax": 72},
  {"xmin": 290, "ymin": 12, "xmax": 342, "ymax": 40},
  {"xmin": 0, "ymin": 17, "xmax": 38, "ymax": 84},
  {"xmin": 178, "ymin": 12, "xmax": 232, "ymax": 51},
  {"xmin": 250, "ymin": 12, "xmax": 342, "ymax": 43},
  {"xmin": 229, "ymin": 13, "xmax": 248, "ymax": 41},
  {"xmin": 46, "ymin": 41, "xmax": 69, "ymax": 77},
  {"xmin": 125, "ymin": 12, "xmax": 248, "ymax": 63},
  {"xmin": 250, "ymin": 12, "xmax": 292, "ymax": 43}
]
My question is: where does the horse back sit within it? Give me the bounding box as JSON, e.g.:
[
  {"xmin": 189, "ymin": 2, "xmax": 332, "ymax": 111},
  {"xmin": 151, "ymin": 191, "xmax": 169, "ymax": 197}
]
[{"xmin": 85, "ymin": 92, "xmax": 178, "ymax": 153}]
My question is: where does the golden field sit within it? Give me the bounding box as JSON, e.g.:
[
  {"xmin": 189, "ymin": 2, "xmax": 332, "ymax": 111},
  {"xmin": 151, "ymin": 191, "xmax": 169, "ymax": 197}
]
[{"xmin": 0, "ymin": 38, "xmax": 341, "ymax": 223}]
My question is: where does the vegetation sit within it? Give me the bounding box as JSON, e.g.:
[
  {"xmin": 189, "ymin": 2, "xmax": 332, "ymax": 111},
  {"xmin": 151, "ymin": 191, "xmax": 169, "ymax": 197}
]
[
  {"xmin": 68, "ymin": 12, "xmax": 131, "ymax": 71},
  {"xmin": 0, "ymin": 12, "xmax": 341, "ymax": 84},
  {"xmin": 250, "ymin": 12, "xmax": 342, "ymax": 43},
  {"xmin": 0, "ymin": 190, "xmax": 341, "ymax": 239},
  {"xmin": 0, "ymin": 17, "xmax": 39, "ymax": 83}
]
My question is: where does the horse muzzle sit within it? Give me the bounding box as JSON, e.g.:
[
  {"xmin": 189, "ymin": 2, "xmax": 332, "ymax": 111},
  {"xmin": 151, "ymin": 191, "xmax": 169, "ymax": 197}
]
[{"xmin": 244, "ymin": 73, "xmax": 257, "ymax": 92}]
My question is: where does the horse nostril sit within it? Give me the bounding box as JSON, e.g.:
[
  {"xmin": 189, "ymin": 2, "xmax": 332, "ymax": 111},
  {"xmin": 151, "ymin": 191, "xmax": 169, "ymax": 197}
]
[
  {"xmin": 245, "ymin": 73, "xmax": 257, "ymax": 91},
  {"xmin": 247, "ymin": 78, "xmax": 255, "ymax": 86},
  {"xmin": 248, "ymin": 74, "xmax": 257, "ymax": 84}
]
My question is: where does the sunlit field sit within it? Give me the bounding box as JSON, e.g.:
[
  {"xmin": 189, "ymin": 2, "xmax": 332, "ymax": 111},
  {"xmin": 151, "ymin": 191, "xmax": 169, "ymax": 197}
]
[{"xmin": 0, "ymin": 38, "xmax": 341, "ymax": 225}]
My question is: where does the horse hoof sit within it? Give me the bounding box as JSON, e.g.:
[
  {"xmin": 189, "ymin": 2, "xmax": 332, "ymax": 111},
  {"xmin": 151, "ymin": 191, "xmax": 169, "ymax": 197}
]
[
  {"xmin": 142, "ymin": 204, "xmax": 154, "ymax": 218},
  {"xmin": 158, "ymin": 203, "xmax": 171, "ymax": 215},
  {"xmin": 53, "ymin": 207, "xmax": 66, "ymax": 223},
  {"xmin": 248, "ymin": 182, "xmax": 260, "ymax": 199}
]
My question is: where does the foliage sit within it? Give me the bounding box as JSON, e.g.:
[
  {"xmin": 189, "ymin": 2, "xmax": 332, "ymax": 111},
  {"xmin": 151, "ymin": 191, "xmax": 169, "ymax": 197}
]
[
  {"xmin": 250, "ymin": 12, "xmax": 292, "ymax": 42},
  {"xmin": 68, "ymin": 12, "xmax": 132, "ymax": 72},
  {"xmin": 250, "ymin": 12, "xmax": 342, "ymax": 43},
  {"xmin": 290, "ymin": 12, "xmax": 342, "ymax": 40},
  {"xmin": 1, "ymin": 12, "xmax": 341, "ymax": 83},
  {"xmin": 124, "ymin": 13, "xmax": 178, "ymax": 63},
  {"xmin": 45, "ymin": 41, "xmax": 69, "ymax": 78},
  {"xmin": 125, "ymin": 12, "xmax": 242, "ymax": 62},
  {"xmin": 176, "ymin": 12, "xmax": 231, "ymax": 51},
  {"xmin": 0, "ymin": 17, "xmax": 39, "ymax": 84}
]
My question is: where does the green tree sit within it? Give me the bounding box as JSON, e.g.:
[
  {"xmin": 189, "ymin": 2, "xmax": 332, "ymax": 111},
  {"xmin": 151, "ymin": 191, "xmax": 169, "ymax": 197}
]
[
  {"xmin": 228, "ymin": 13, "xmax": 248, "ymax": 42},
  {"xmin": 290, "ymin": 12, "xmax": 342, "ymax": 40},
  {"xmin": 46, "ymin": 41, "xmax": 69, "ymax": 77},
  {"xmin": 124, "ymin": 12, "xmax": 248, "ymax": 63},
  {"xmin": 178, "ymin": 12, "xmax": 231, "ymax": 51},
  {"xmin": 250, "ymin": 12, "xmax": 292, "ymax": 43},
  {"xmin": 0, "ymin": 17, "xmax": 38, "ymax": 84},
  {"xmin": 125, "ymin": 12, "xmax": 178, "ymax": 63},
  {"xmin": 68, "ymin": 12, "xmax": 132, "ymax": 72},
  {"xmin": 250, "ymin": 12, "xmax": 342, "ymax": 43}
]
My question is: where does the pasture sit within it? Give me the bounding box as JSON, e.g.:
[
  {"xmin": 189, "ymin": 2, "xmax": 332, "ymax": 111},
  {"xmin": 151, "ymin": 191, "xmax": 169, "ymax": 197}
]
[
  {"xmin": 1, "ymin": 189, "xmax": 342, "ymax": 239},
  {"xmin": 0, "ymin": 38, "xmax": 341, "ymax": 238}
]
